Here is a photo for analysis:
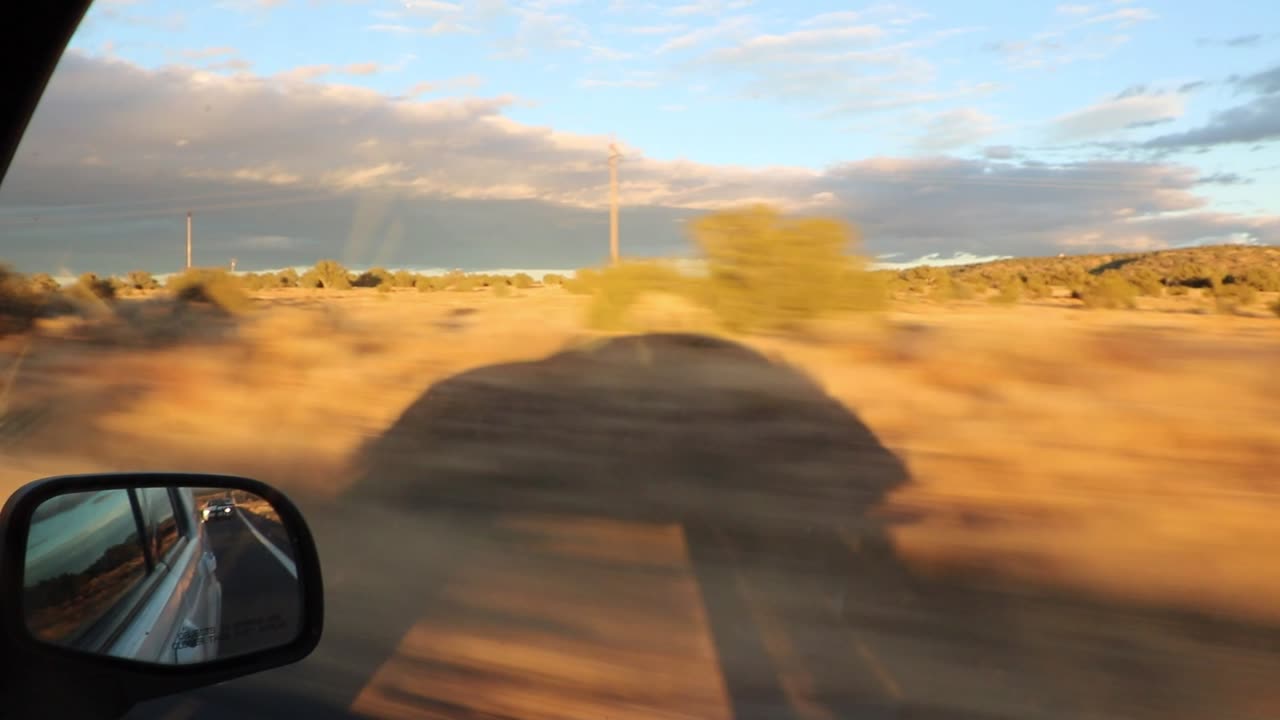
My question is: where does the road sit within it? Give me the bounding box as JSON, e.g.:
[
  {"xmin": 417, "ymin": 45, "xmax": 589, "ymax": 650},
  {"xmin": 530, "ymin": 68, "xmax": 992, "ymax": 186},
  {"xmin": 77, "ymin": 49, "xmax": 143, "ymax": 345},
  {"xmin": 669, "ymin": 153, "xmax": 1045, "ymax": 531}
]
[
  {"xmin": 124, "ymin": 335, "xmax": 1280, "ymax": 719},
  {"xmin": 202, "ymin": 509, "xmax": 301, "ymax": 660},
  {"xmin": 125, "ymin": 497, "xmax": 1280, "ymax": 720}
]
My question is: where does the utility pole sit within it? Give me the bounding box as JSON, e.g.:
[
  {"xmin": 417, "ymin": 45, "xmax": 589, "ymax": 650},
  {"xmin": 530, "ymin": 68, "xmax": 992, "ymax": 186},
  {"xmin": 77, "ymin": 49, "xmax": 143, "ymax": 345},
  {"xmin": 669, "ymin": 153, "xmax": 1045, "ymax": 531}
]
[
  {"xmin": 608, "ymin": 141, "xmax": 622, "ymax": 265},
  {"xmin": 186, "ymin": 211, "xmax": 193, "ymax": 269}
]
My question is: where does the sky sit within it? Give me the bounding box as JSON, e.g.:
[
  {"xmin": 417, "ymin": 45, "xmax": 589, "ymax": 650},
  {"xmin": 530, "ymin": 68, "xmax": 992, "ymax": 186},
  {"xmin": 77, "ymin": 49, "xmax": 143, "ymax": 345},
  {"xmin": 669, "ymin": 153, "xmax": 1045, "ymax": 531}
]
[{"xmin": 0, "ymin": 0, "xmax": 1278, "ymax": 274}]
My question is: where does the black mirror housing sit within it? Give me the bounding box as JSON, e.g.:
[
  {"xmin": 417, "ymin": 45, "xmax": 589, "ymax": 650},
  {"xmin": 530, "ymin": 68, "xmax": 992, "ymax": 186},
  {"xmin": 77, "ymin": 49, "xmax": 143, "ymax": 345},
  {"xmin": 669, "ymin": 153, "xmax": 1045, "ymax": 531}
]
[{"xmin": 0, "ymin": 473, "xmax": 324, "ymax": 720}]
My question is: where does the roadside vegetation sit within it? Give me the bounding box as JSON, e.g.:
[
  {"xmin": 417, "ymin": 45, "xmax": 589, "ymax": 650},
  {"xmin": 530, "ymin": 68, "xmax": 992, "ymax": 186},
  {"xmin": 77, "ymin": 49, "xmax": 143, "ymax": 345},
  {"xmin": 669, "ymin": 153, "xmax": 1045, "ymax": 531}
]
[{"xmin": 2, "ymin": 208, "xmax": 1278, "ymax": 338}]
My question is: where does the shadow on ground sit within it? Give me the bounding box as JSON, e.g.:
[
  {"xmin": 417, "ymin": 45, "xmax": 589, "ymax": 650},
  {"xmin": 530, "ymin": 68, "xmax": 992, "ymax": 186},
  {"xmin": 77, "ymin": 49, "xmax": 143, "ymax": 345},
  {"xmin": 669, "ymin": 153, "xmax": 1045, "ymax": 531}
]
[{"xmin": 129, "ymin": 333, "xmax": 1280, "ymax": 720}]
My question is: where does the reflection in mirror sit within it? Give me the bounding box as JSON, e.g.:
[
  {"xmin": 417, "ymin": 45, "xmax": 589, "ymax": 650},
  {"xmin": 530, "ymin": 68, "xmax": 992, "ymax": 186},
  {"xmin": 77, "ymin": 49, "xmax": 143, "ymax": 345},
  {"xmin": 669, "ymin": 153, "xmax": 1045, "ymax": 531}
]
[{"xmin": 23, "ymin": 486, "xmax": 303, "ymax": 665}]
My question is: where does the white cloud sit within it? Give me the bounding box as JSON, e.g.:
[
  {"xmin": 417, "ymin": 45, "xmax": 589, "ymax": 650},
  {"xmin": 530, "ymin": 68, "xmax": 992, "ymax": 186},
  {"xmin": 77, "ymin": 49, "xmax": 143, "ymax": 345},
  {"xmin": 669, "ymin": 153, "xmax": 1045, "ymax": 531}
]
[
  {"xmin": 1051, "ymin": 92, "xmax": 1184, "ymax": 139},
  {"xmin": 402, "ymin": 0, "xmax": 462, "ymax": 11},
  {"xmin": 179, "ymin": 46, "xmax": 239, "ymax": 59},
  {"xmin": 657, "ymin": 16, "xmax": 752, "ymax": 53},
  {"xmin": 913, "ymin": 108, "xmax": 1001, "ymax": 151},
  {"xmin": 404, "ymin": 74, "xmax": 485, "ymax": 97},
  {"xmin": 1081, "ymin": 7, "xmax": 1156, "ymax": 27},
  {"xmin": 666, "ymin": 0, "xmax": 752, "ymax": 17},
  {"xmin": 1055, "ymin": 4, "xmax": 1093, "ymax": 15},
  {"xmin": 579, "ymin": 71, "xmax": 659, "ymax": 88},
  {"xmin": 627, "ymin": 24, "xmax": 686, "ymax": 35},
  {"xmin": 710, "ymin": 25, "xmax": 886, "ymax": 62},
  {"xmin": 588, "ymin": 45, "xmax": 634, "ymax": 61},
  {"xmin": 366, "ymin": 18, "xmax": 475, "ymax": 34},
  {"xmin": 799, "ymin": 10, "xmax": 863, "ymax": 27},
  {"xmin": 4, "ymin": 54, "xmax": 1277, "ymax": 272}
]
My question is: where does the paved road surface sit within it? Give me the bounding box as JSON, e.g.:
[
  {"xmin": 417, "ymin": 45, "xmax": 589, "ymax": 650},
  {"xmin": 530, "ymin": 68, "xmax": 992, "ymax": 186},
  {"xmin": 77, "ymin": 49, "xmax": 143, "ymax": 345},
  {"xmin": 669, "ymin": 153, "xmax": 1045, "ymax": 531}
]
[
  {"xmin": 202, "ymin": 510, "xmax": 301, "ymax": 660},
  {"xmin": 125, "ymin": 497, "xmax": 1280, "ymax": 720}
]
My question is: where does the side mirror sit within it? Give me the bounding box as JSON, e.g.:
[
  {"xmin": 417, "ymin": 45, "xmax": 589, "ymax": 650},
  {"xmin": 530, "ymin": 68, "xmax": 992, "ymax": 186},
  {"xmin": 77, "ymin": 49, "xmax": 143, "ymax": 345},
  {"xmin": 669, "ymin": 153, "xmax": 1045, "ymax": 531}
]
[{"xmin": 0, "ymin": 473, "xmax": 323, "ymax": 720}]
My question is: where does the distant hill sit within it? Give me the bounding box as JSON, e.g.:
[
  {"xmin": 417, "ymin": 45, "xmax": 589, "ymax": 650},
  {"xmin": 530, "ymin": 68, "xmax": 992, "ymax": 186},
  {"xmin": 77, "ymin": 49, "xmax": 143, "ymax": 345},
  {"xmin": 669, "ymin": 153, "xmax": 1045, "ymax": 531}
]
[{"xmin": 942, "ymin": 245, "xmax": 1280, "ymax": 290}]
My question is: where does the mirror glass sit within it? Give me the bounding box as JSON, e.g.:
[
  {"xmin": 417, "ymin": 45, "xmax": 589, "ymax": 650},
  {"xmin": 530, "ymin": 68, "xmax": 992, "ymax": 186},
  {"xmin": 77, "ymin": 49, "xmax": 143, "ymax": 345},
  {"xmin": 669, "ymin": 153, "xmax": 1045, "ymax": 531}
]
[{"xmin": 22, "ymin": 486, "xmax": 303, "ymax": 665}]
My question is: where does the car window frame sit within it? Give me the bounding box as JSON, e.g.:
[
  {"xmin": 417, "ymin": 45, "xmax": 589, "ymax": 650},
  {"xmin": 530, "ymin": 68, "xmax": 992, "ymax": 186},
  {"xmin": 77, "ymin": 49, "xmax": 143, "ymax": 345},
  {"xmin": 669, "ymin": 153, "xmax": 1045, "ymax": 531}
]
[{"xmin": 62, "ymin": 488, "xmax": 192, "ymax": 654}]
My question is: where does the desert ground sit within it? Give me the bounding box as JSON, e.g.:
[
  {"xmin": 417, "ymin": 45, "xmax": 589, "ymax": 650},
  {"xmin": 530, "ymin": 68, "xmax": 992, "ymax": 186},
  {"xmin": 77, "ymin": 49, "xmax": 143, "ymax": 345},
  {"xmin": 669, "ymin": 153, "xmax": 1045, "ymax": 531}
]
[{"xmin": 2, "ymin": 285, "xmax": 1278, "ymax": 719}]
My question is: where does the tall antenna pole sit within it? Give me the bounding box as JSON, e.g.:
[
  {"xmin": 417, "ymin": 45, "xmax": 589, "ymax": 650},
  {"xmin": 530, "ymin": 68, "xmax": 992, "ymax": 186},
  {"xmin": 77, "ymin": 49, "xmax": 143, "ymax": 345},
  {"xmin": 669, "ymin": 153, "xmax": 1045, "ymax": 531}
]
[
  {"xmin": 186, "ymin": 211, "xmax": 193, "ymax": 269},
  {"xmin": 608, "ymin": 140, "xmax": 621, "ymax": 266}
]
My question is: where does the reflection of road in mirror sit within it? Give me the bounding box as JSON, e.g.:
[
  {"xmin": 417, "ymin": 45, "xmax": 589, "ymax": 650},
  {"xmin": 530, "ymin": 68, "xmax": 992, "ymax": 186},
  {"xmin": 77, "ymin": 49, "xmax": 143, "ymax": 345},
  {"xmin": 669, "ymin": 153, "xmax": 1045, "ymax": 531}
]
[
  {"xmin": 23, "ymin": 486, "xmax": 304, "ymax": 665},
  {"xmin": 193, "ymin": 488, "xmax": 302, "ymax": 661}
]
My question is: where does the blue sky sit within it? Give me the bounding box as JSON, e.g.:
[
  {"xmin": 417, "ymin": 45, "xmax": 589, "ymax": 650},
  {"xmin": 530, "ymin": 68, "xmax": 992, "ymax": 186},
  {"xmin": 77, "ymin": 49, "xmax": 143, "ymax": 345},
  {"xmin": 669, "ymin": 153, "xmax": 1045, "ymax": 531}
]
[{"xmin": 1, "ymin": 0, "xmax": 1278, "ymax": 273}]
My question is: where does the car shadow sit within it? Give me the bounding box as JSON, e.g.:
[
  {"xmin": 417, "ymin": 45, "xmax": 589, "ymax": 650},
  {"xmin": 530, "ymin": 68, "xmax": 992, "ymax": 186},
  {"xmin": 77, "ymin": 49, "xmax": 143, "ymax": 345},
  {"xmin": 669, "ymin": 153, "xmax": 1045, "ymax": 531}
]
[{"xmin": 128, "ymin": 333, "xmax": 1280, "ymax": 720}]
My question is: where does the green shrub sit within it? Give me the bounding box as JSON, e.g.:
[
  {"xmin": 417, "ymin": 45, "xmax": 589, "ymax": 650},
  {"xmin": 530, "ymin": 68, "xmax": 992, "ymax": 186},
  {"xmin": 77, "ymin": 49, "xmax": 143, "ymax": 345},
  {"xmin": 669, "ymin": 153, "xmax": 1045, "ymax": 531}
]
[
  {"xmin": 308, "ymin": 259, "xmax": 352, "ymax": 290},
  {"xmin": 414, "ymin": 275, "xmax": 436, "ymax": 293},
  {"xmin": 990, "ymin": 279, "xmax": 1022, "ymax": 305},
  {"xmin": 275, "ymin": 268, "xmax": 299, "ymax": 288},
  {"xmin": 690, "ymin": 204, "xmax": 873, "ymax": 332},
  {"xmin": 839, "ymin": 269, "xmax": 891, "ymax": 312},
  {"xmin": 167, "ymin": 268, "xmax": 252, "ymax": 314},
  {"xmin": 1022, "ymin": 274, "xmax": 1051, "ymax": 299},
  {"xmin": 1236, "ymin": 267, "xmax": 1280, "ymax": 292},
  {"xmin": 1076, "ymin": 273, "xmax": 1138, "ymax": 309},
  {"xmin": 125, "ymin": 270, "xmax": 160, "ymax": 291},
  {"xmin": 29, "ymin": 273, "xmax": 61, "ymax": 295},
  {"xmin": 564, "ymin": 268, "xmax": 601, "ymax": 295},
  {"xmin": 492, "ymin": 282, "xmax": 511, "ymax": 298},
  {"xmin": 393, "ymin": 269, "xmax": 416, "ymax": 288},
  {"xmin": 1211, "ymin": 282, "xmax": 1258, "ymax": 313},
  {"xmin": 0, "ymin": 266, "xmax": 46, "ymax": 335},
  {"xmin": 951, "ymin": 279, "xmax": 976, "ymax": 300},
  {"xmin": 512, "ymin": 272, "xmax": 535, "ymax": 289},
  {"xmin": 354, "ymin": 267, "xmax": 393, "ymax": 288},
  {"xmin": 927, "ymin": 272, "xmax": 955, "ymax": 302},
  {"xmin": 377, "ymin": 283, "xmax": 393, "ymax": 294},
  {"xmin": 450, "ymin": 276, "xmax": 478, "ymax": 292},
  {"xmin": 542, "ymin": 273, "xmax": 566, "ymax": 286},
  {"xmin": 583, "ymin": 261, "xmax": 691, "ymax": 330},
  {"xmin": 73, "ymin": 272, "xmax": 116, "ymax": 301},
  {"xmin": 1127, "ymin": 269, "xmax": 1164, "ymax": 297}
]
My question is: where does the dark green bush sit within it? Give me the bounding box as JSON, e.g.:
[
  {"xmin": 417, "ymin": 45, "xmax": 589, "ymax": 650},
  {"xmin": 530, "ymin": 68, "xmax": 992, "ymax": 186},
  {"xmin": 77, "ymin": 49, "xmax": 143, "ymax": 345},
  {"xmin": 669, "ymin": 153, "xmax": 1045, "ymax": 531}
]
[
  {"xmin": 1076, "ymin": 273, "xmax": 1138, "ymax": 309},
  {"xmin": 0, "ymin": 266, "xmax": 46, "ymax": 335},
  {"xmin": 1022, "ymin": 273, "xmax": 1051, "ymax": 299},
  {"xmin": 125, "ymin": 270, "xmax": 160, "ymax": 291},
  {"xmin": 74, "ymin": 272, "xmax": 116, "ymax": 301},
  {"xmin": 450, "ymin": 276, "xmax": 478, "ymax": 292},
  {"xmin": 1235, "ymin": 267, "xmax": 1280, "ymax": 292},
  {"xmin": 1211, "ymin": 281, "xmax": 1257, "ymax": 313},
  {"xmin": 690, "ymin": 204, "xmax": 876, "ymax": 332},
  {"xmin": 167, "ymin": 268, "xmax": 252, "ymax": 314},
  {"xmin": 275, "ymin": 268, "xmax": 299, "ymax": 288},
  {"xmin": 354, "ymin": 267, "xmax": 393, "ymax": 288},
  {"xmin": 564, "ymin": 268, "xmax": 601, "ymax": 295},
  {"xmin": 990, "ymin": 278, "xmax": 1022, "ymax": 304},
  {"xmin": 29, "ymin": 273, "xmax": 61, "ymax": 295},
  {"xmin": 306, "ymin": 259, "xmax": 352, "ymax": 290},
  {"xmin": 584, "ymin": 261, "xmax": 691, "ymax": 330}
]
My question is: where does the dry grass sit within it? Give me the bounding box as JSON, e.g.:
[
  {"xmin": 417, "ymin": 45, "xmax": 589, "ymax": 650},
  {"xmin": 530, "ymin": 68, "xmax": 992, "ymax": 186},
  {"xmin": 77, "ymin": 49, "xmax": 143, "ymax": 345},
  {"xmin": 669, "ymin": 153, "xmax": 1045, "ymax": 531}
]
[{"xmin": 1, "ymin": 286, "xmax": 1277, "ymax": 627}]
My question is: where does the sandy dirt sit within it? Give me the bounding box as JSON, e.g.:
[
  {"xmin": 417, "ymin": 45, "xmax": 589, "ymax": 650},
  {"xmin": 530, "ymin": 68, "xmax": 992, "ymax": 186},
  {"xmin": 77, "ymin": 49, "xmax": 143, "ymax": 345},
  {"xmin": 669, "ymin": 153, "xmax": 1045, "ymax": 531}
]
[{"xmin": 2, "ymin": 286, "xmax": 1278, "ymax": 720}]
